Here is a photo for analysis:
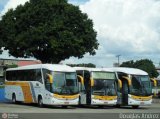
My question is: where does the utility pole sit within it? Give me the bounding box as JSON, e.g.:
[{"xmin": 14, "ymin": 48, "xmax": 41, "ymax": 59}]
[{"xmin": 116, "ymin": 55, "xmax": 121, "ymax": 67}]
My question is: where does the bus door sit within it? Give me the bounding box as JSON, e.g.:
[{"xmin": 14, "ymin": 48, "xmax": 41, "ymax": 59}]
[
  {"xmin": 77, "ymin": 70, "xmax": 86, "ymax": 105},
  {"xmin": 118, "ymin": 73, "xmax": 129, "ymax": 105},
  {"xmin": 84, "ymin": 71, "xmax": 91, "ymax": 105},
  {"xmin": 122, "ymin": 79, "xmax": 129, "ymax": 105}
]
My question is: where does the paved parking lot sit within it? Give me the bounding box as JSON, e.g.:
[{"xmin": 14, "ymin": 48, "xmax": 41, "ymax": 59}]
[
  {"xmin": 0, "ymin": 102, "xmax": 160, "ymax": 119},
  {"xmin": 0, "ymin": 102, "xmax": 160, "ymax": 113}
]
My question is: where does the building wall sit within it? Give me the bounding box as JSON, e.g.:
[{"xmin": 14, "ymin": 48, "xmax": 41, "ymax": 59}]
[
  {"xmin": 0, "ymin": 59, "xmax": 42, "ymax": 84},
  {"xmin": 0, "ymin": 59, "xmax": 18, "ymax": 66},
  {"xmin": 18, "ymin": 60, "xmax": 41, "ymax": 66}
]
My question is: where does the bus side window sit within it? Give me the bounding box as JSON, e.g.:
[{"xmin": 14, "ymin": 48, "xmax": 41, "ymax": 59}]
[
  {"xmin": 77, "ymin": 70, "xmax": 85, "ymax": 92},
  {"xmin": 12, "ymin": 71, "xmax": 17, "ymax": 81},
  {"xmin": 6, "ymin": 71, "xmax": 11, "ymax": 81},
  {"xmin": 35, "ymin": 69, "xmax": 42, "ymax": 83},
  {"xmin": 77, "ymin": 70, "xmax": 83, "ymax": 77},
  {"xmin": 42, "ymin": 69, "xmax": 51, "ymax": 91}
]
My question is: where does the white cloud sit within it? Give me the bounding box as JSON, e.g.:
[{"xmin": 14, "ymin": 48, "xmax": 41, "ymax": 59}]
[
  {"xmin": 0, "ymin": 0, "xmax": 28, "ymax": 16},
  {"xmin": 80, "ymin": 0, "xmax": 160, "ymax": 55},
  {"xmin": 64, "ymin": 0, "xmax": 160, "ymax": 66},
  {"xmin": 1, "ymin": 0, "xmax": 160, "ymax": 66}
]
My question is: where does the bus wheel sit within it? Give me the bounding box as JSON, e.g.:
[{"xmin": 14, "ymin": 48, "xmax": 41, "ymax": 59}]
[
  {"xmin": 62, "ymin": 106, "xmax": 68, "ymax": 108},
  {"xmin": 98, "ymin": 105, "xmax": 104, "ymax": 108},
  {"xmin": 12, "ymin": 94, "xmax": 17, "ymax": 104},
  {"xmin": 132, "ymin": 105, "xmax": 139, "ymax": 109},
  {"xmin": 115, "ymin": 104, "xmax": 121, "ymax": 108},
  {"xmin": 38, "ymin": 96, "xmax": 43, "ymax": 107},
  {"xmin": 79, "ymin": 96, "xmax": 81, "ymax": 105}
]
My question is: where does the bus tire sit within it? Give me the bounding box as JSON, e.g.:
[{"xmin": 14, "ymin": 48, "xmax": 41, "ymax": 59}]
[
  {"xmin": 98, "ymin": 105, "xmax": 105, "ymax": 108},
  {"xmin": 12, "ymin": 93, "xmax": 17, "ymax": 103},
  {"xmin": 132, "ymin": 105, "xmax": 139, "ymax": 109},
  {"xmin": 38, "ymin": 96, "xmax": 43, "ymax": 108},
  {"xmin": 62, "ymin": 105, "xmax": 68, "ymax": 108},
  {"xmin": 79, "ymin": 96, "xmax": 81, "ymax": 105},
  {"xmin": 115, "ymin": 104, "xmax": 121, "ymax": 108}
]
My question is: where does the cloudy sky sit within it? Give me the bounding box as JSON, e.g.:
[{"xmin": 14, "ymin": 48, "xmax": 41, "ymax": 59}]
[{"xmin": 0, "ymin": 0, "xmax": 160, "ymax": 67}]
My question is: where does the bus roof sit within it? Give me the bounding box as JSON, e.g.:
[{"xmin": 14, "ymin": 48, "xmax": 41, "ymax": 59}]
[
  {"xmin": 109, "ymin": 67, "xmax": 148, "ymax": 75},
  {"xmin": 73, "ymin": 67, "xmax": 114, "ymax": 72},
  {"xmin": 6, "ymin": 64, "xmax": 76, "ymax": 72}
]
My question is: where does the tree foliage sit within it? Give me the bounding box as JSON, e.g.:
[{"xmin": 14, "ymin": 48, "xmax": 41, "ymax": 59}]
[
  {"xmin": 68, "ymin": 63, "xmax": 96, "ymax": 68},
  {"xmin": 120, "ymin": 60, "xmax": 134, "ymax": 68},
  {"xmin": 0, "ymin": 0, "xmax": 98, "ymax": 63},
  {"xmin": 120, "ymin": 59, "xmax": 159, "ymax": 78},
  {"xmin": 0, "ymin": 22, "xmax": 3, "ymax": 54}
]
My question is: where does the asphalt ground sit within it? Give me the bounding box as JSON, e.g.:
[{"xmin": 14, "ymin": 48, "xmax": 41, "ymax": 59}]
[
  {"xmin": 0, "ymin": 102, "xmax": 160, "ymax": 119},
  {"xmin": 1, "ymin": 87, "xmax": 160, "ymax": 119}
]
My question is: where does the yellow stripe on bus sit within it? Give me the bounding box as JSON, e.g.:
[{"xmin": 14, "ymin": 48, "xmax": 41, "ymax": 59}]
[
  {"xmin": 53, "ymin": 94, "xmax": 79, "ymax": 99},
  {"xmin": 131, "ymin": 95, "xmax": 152, "ymax": 101},
  {"xmin": 93, "ymin": 95, "xmax": 117, "ymax": 100},
  {"xmin": 5, "ymin": 81, "xmax": 33, "ymax": 103}
]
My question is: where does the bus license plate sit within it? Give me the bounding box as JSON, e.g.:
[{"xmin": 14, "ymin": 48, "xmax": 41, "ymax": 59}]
[
  {"xmin": 64, "ymin": 102, "xmax": 69, "ymax": 104},
  {"xmin": 140, "ymin": 102, "xmax": 144, "ymax": 105},
  {"xmin": 104, "ymin": 102, "xmax": 108, "ymax": 104}
]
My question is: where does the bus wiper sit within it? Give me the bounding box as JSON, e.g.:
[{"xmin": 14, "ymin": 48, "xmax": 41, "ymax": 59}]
[
  {"xmin": 60, "ymin": 85, "xmax": 67, "ymax": 94},
  {"xmin": 61, "ymin": 85, "xmax": 74, "ymax": 95},
  {"xmin": 105, "ymin": 85, "xmax": 112, "ymax": 96},
  {"xmin": 142, "ymin": 83, "xmax": 148, "ymax": 95}
]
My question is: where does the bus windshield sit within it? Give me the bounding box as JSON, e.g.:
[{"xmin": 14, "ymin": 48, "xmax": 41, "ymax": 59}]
[
  {"xmin": 130, "ymin": 75, "xmax": 152, "ymax": 96},
  {"xmin": 92, "ymin": 72, "xmax": 117, "ymax": 96},
  {"xmin": 51, "ymin": 72, "xmax": 78, "ymax": 95}
]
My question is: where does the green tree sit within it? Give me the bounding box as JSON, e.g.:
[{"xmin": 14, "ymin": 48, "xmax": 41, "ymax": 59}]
[
  {"xmin": 120, "ymin": 59, "xmax": 159, "ymax": 78},
  {"xmin": 68, "ymin": 63, "xmax": 96, "ymax": 68},
  {"xmin": 0, "ymin": 22, "xmax": 3, "ymax": 54},
  {"xmin": 120, "ymin": 60, "xmax": 134, "ymax": 68},
  {"xmin": 0, "ymin": 0, "xmax": 98, "ymax": 63}
]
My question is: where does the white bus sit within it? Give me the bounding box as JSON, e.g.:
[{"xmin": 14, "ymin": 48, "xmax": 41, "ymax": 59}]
[
  {"xmin": 74, "ymin": 67, "xmax": 121, "ymax": 106},
  {"xmin": 5, "ymin": 64, "xmax": 79, "ymax": 107},
  {"xmin": 111, "ymin": 67, "xmax": 152, "ymax": 108}
]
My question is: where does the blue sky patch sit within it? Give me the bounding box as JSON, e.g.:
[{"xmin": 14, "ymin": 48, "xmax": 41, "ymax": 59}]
[
  {"xmin": 0, "ymin": 0, "xmax": 89, "ymax": 13},
  {"xmin": 0, "ymin": 0, "xmax": 9, "ymax": 11}
]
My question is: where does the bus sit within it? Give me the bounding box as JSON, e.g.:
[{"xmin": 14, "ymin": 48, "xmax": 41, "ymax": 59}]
[
  {"xmin": 74, "ymin": 67, "xmax": 121, "ymax": 106},
  {"xmin": 5, "ymin": 64, "xmax": 79, "ymax": 107},
  {"xmin": 111, "ymin": 67, "xmax": 152, "ymax": 108}
]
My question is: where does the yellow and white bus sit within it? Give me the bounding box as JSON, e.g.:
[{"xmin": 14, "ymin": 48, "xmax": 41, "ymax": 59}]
[
  {"xmin": 74, "ymin": 67, "xmax": 120, "ymax": 106},
  {"xmin": 5, "ymin": 64, "xmax": 79, "ymax": 107},
  {"xmin": 111, "ymin": 67, "xmax": 152, "ymax": 108}
]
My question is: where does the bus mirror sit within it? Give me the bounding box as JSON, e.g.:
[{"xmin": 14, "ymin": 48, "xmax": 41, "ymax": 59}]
[
  {"xmin": 90, "ymin": 78, "xmax": 94, "ymax": 87},
  {"xmin": 118, "ymin": 79, "xmax": 122, "ymax": 89},
  {"xmin": 47, "ymin": 74, "xmax": 53, "ymax": 84},
  {"xmin": 151, "ymin": 78, "xmax": 157, "ymax": 87},
  {"xmin": 122, "ymin": 76, "xmax": 131, "ymax": 86},
  {"xmin": 77, "ymin": 75, "xmax": 84, "ymax": 85}
]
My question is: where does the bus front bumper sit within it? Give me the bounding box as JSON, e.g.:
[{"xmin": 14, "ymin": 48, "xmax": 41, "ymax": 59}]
[
  {"xmin": 128, "ymin": 95, "xmax": 152, "ymax": 106},
  {"xmin": 91, "ymin": 99, "xmax": 117, "ymax": 105},
  {"xmin": 51, "ymin": 98, "xmax": 79, "ymax": 105}
]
